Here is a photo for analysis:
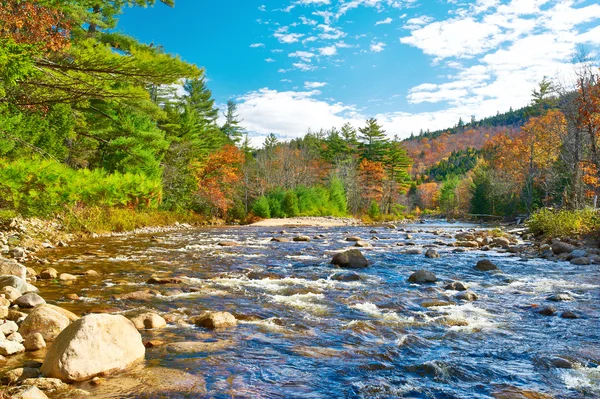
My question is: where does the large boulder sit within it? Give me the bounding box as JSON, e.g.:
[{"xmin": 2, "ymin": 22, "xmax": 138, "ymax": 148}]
[
  {"xmin": 40, "ymin": 314, "xmax": 145, "ymax": 382},
  {"xmin": 18, "ymin": 304, "xmax": 79, "ymax": 341},
  {"xmin": 566, "ymin": 249, "xmax": 588, "ymax": 260},
  {"xmin": 0, "ymin": 258, "xmax": 27, "ymax": 280},
  {"xmin": 408, "ymin": 270, "xmax": 437, "ymax": 284},
  {"xmin": 331, "ymin": 249, "xmax": 368, "ymax": 268},
  {"xmin": 0, "ymin": 275, "xmax": 38, "ymax": 295}
]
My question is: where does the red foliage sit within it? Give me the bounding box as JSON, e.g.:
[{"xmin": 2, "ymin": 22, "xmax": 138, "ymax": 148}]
[{"xmin": 193, "ymin": 145, "xmax": 245, "ymax": 217}]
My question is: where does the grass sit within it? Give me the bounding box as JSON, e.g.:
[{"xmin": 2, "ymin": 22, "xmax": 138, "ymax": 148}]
[
  {"xmin": 61, "ymin": 206, "xmax": 206, "ymax": 234},
  {"xmin": 527, "ymin": 208, "xmax": 600, "ymax": 238}
]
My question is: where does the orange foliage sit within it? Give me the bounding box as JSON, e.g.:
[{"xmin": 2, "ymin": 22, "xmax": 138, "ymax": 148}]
[
  {"xmin": 193, "ymin": 145, "xmax": 245, "ymax": 217},
  {"xmin": 358, "ymin": 159, "xmax": 385, "ymax": 202},
  {"xmin": 0, "ymin": 1, "xmax": 71, "ymax": 51},
  {"xmin": 581, "ymin": 161, "xmax": 600, "ymax": 197},
  {"xmin": 418, "ymin": 182, "xmax": 440, "ymax": 209}
]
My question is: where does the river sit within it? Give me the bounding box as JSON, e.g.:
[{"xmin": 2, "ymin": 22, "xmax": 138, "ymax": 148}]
[{"xmin": 19, "ymin": 222, "xmax": 600, "ymax": 398}]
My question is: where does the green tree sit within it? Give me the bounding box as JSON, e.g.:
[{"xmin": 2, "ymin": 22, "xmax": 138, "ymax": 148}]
[
  {"xmin": 221, "ymin": 99, "xmax": 244, "ymax": 145},
  {"xmin": 359, "ymin": 118, "xmax": 388, "ymax": 162}
]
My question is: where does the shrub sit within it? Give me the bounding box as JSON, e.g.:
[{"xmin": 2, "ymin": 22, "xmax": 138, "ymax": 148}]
[
  {"xmin": 282, "ymin": 191, "xmax": 299, "ymax": 217},
  {"xmin": 368, "ymin": 200, "xmax": 380, "ymax": 219},
  {"xmin": 0, "ymin": 158, "xmax": 161, "ymax": 217},
  {"xmin": 252, "ymin": 196, "xmax": 270, "ymax": 218},
  {"xmin": 527, "ymin": 208, "xmax": 600, "ymax": 238}
]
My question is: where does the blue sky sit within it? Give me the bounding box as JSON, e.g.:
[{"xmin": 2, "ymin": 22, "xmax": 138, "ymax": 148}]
[{"xmin": 119, "ymin": 0, "xmax": 600, "ymax": 144}]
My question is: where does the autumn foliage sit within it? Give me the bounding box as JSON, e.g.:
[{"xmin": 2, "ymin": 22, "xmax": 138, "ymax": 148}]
[{"xmin": 0, "ymin": 1, "xmax": 71, "ymax": 51}]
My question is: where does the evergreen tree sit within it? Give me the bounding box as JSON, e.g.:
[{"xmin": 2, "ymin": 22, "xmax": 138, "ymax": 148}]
[
  {"xmin": 358, "ymin": 118, "xmax": 388, "ymax": 162},
  {"xmin": 221, "ymin": 99, "xmax": 245, "ymax": 145}
]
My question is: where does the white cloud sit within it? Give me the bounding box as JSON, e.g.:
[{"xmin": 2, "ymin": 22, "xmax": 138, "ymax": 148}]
[
  {"xmin": 319, "ymin": 45, "xmax": 338, "ymax": 56},
  {"xmin": 289, "ymin": 50, "xmax": 316, "ymax": 62},
  {"xmin": 250, "ymin": 43, "xmax": 265, "ymax": 48},
  {"xmin": 293, "ymin": 62, "xmax": 317, "ymax": 71},
  {"xmin": 375, "ymin": 17, "xmax": 393, "ymax": 25},
  {"xmin": 313, "ymin": 10, "xmax": 334, "ymax": 24},
  {"xmin": 297, "ymin": 0, "xmax": 330, "ymax": 4},
  {"xmin": 305, "ymin": 81, "xmax": 328, "ymax": 88},
  {"xmin": 265, "ymin": 58, "xmax": 276, "ymax": 62},
  {"xmin": 274, "ymin": 26, "xmax": 304, "ymax": 44},
  {"xmin": 370, "ymin": 41, "xmax": 386, "ymax": 52},
  {"xmin": 258, "ymin": 4, "xmax": 266, "ymax": 11}
]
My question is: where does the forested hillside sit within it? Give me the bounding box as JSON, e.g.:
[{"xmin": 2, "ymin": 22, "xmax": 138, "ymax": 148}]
[{"xmin": 1, "ymin": 1, "xmax": 600, "ymax": 229}]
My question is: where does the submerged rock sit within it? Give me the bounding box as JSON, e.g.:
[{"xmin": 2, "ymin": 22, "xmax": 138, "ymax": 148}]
[
  {"xmin": 293, "ymin": 236, "xmax": 311, "ymax": 242},
  {"xmin": 330, "ymin": 272, "xmax": 361, "ymax": 282},
  {"xmin": 331, "ymin": 249, "xmax": 369, "ymax": 269},
  {"xmin": 41, "ymin": 314, "xmax": 145, "ymax": 382},
  {"xmin": 455, "ymin": 291, "xmax": 478, "ymax": 301},
  {"xmin": 546, "ymin": 293, "xmax": 573, "ymax": 302},
  {"xmin": 560, "ymin": 311, "xmax": 579, "ymax": 319},
  {"xmin": 217, "ymin": 241, "xmax": 238, "ymax": 247},
  {"xmin": 425, "ymin": 249, "xmax": 440, "ymax": 258},
  {"xmin": 271, "ymin": 237, "xmax": 291, "ymax": 243},
  {"xmin": 146, "ymin": 276, "xmax": 182, "ymax": 285},
  {"xmin": 408, "ymin": 270, "xmax": 437, "ymax": 284},
  {"xmin": 537, "ymin": 306, "xmax": 557, "ymax": 316},
  {"xmin": 444, "ymin": 281, "xmax": 468, "ymax": 291},
  {"xmin": 345, "ymin": 236, "xmax": 361, "ymax": 242},
  {"xmin": 4, "ymin": 386, "xmax": 49, "ymax": 399},
  {"xmin": 492, "ymin": 385, "xmax": 554, "ymax": 399}
]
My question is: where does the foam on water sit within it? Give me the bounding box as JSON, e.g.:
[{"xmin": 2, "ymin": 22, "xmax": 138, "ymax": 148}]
[
  {"xmin": 350, "ymin": 302, "xmax": 415, "ymax": 323},
  {"xmin": 561, "ymin": 366, "xmax": 600, "ymax": 394},
  {"xmin": 269, "ymin": 292, "xmax": 328, "ymax": 313},
  {"xmin": 201, "ymin": 276, "xmax": 362, "ymax": 293}
]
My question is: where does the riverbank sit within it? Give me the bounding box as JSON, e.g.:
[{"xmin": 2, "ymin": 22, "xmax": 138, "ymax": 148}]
[{"xmin": 250, "ymin": 216, "xmax": 363, "ymax": 227}]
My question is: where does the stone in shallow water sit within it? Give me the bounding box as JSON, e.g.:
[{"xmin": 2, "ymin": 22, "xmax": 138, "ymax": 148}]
[
  {"xmin": 1, "ymin": 367, "xmax": 41, "ymax": 384},
  {"xmin": 408, "ymin": 270, "xmax": 437, "ymax": 284},
  {"xmin": 41, "ymin": 314, "xmax": 145, "ymax": 382},
  {"xmin": 475, "ymin": 259, "xmax": 499, "ymax": 271},
  {"xmin": 166, "ymin": 340, "xmax": 235, "ymax": 353},
  {"xmin": 492, "ymin": 385, "xmax": 554, "ymax": 399},
  {"xmin": 293, "ymin": 236, "xmax": 311, "ymax": 242},
  {"xmin": 146, "ymin": 276, "xmax": 182, "ymax": 285},
  {"xmin": 15, "ymin": 293, "xmax": 46, "ymax": 309},
  {"xmin": 425, "ymin": 249, "xmax": 440, "ymax": 258},
  {"xmin": 444, "ymin": 281, "xmax": 468, "ymax": 291},
  {"xmin": 546, "ymin": 293, "xmax": 573, "ymax": 302},
  {"xmin": 537, "ymin": 306, "xmax": 556, "ymax": 316},
  {"xmin": 560, "ymin": 311, "xmax": 579, "ymax": 319},
  {"xmin": 128, "ymin": 312, "xmax": 167, "ymax": 330},
  {"xmin": 421, "ymin": 300, "xmax": 455, "ymax": 308},
  {"xmin": 193, "ymin": 311, "xmax": 237, "ymax": 329},
  {"xmin": 330, "ymin": 272, "xmax": 361, "ymax": 282},
  {"xmin": 218, "ymin": 241, "xmax": 238, "ymax": 247},
  {"xmin": 19, "ymin": 304, "xmax": 79, "ymax": 342},
  {"xmin": 455, "ymin": 291, "xmax": 478, "ymax": 301},
  {"xmin": 331, "ymin": 249, "xmax": 368, "ymax": 269}
]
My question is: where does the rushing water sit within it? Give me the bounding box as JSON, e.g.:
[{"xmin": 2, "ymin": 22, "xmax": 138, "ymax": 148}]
[{"xmin": 22, "ymin": 222, "xmax": 600, "ymax": 398}]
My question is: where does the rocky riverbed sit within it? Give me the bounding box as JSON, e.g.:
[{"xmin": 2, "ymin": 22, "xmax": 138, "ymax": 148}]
[{"xmin": 0, "ymin": 220, "xmax": 599, "ymax": 398}]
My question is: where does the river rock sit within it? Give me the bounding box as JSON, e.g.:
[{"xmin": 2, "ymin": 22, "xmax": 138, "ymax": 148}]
[
  {"xmin": 0, "ymin": 340, "xmax": 25, "ymax": 355},
  {"xmin": 217, "ymin": 241, "xmax": 238, "ymax": 247},
  {"xmin": 7, "ymin": 309, "xmax": 27, "ymax": 322},
  {"xmin": 331, "ymin": 249, "xmax": 368, "ymax": 268},
  {"xmin": 422, "ymin": 300, "xmax": 454, "ymax": 308},
  {"xmin": 114, "ymin": 289, "xmax": 157, "ymax": 300},
  {"xmin": 84, "ymin": 270, "xmax": 100, "ymax": 278},
  {"xmin": 0, "ymin": 275, "xmax": 38, "ymax": 294},
  {"xmin": 550, "ymin": 357, "xmax": 574, "ymax": 369},
  {"xmin": 58, "ymin": 273, "xmax": 77, "ymax": 281},
  {"xmin": 0, "ymin": 258, "xmax": 27, "ymax": 280},
  {"xmin": 4, "ymin": 386, "xmax": 49, "ymax": 399},
  {"xmin": 8, "ymin": 331, "xmax": 23, "ymax": 343},
  {"xmin": 193, "ymin": 311, "xmax": 237, "ymax": 329},
  {"xmin": 560, "ymin": 311, "xmax": 579, "ymax": 319},
  {"xmin": 146, "ymin": 276, "xmax": 182, "ymax": 285},
  {"xmin": 552, "ymin": 241, "xmax": 575, "ymax": 255},
  {"xmin": 40, "ymin": 314, "xmax": 145, "ymax": 382},
  {"xmin": 457, "ymin": 241, "xmax": 479, "ymax": 248},
  {"xmin": 456, "ymin": 291, "xmax": 478, "ymax": 301},
  {"xmin": 15, "ymin": 293, "xmax": 46, "ymax": 309},
  {"xmin": 271, "ymin": 237, "xmax": 291, "ymax": 243},
  {"xmin": 24, "ymin": 333, "xmax": 46, "ymax": 351},
  {"xmin": 19, "ymin": 304, "xmax": 79, "ymax": 341},
  {"xmin": 425, "ymin": 249, "xmax": 440, "ymax": 258},
  {"xmin": 408, "ymin": 270, "xmax": 437, "ymax": 284},
  {"xmin": 537, "ymin": 306, "xmax": 556, "ymax": 316},
  {"xmin": 475, "ymin": 259, "xmax": 499, "ymax": 271},
  {"xmin": 405, "ymin": 248, "xmax": 422, "ymax": 255},
  {"xmin": 1, "ymin": 285, "xmax": 22, "ymax": 302},
  {"xmin": 19, "ymin": 377, "xmax": 69, "ymax": 392},
  {"xmin": 2, "ymin": 367, "xmax": 41, "ymax": 384},
  {"xmin": 570, "ymin": 257, "xmax": 590, "ymax": 265},
  {"xmin": 547, "ymin": 293, "xmax": 573, "ymax": 302},
  {"xmin": 445, "ymin": 281, "xmax": 468, "ymax": 291},
  {"xmin": 493, "ymin": 237, "xmax": 511, "ymax": 247},
  {"xmin": 345, "ymin": 236, "xmax": 361, "ymax": 242},
  {"xmin": 455, "ymin": 232, "xmax": 475, "ymax": 241},
  {"xmin": 39, "ymin": 268, "xmax": 58, "ymax": 280},
  {"xmin": 566, "ymin": 249, "xmax": 588, "ymax": 260},
  {"xmin": 354, "ymin": 241, "xmax": 372, "ymax": 248},
  {"xmin": 8, "ymin": 247, "xmax": 26, "ymax": 259},
  {"xmin": 128, "ymin": 312, "xmax": 167, "ymax": 330},
  {"xmin": 293, "ymin": 236, "xmax": 311, "ymax": 242},
  {"xmin": 0, "ymin": 297, "xmax": 9, "ymax": 307},
  {"xmin": 492, "ymin": 385, "xmax": 554, "ymax": 399},
  {"xmin": 330, "ymin": 272, "xmax": 361, "ymax": 282},
  {"xmin": 1, "ymin": 320, "xmax": 19, "ymax": 335},
  {"xmin": 0, "ymin": 306, "xmax": 8, "ymax": 319}
]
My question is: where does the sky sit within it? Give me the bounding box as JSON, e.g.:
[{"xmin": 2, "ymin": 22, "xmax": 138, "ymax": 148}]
[{"xmin": 118, "ymin": 0, "xmax": 600, "ymax": 145}]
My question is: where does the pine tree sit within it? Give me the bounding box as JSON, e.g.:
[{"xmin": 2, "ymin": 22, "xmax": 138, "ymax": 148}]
[
  {"xmin": 221, "ymin": 100, "xmax": 244, "ymax": 145},
  {"xmin": 358, "ymin": 118, "xmax": 388, "ymax": 162}
]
